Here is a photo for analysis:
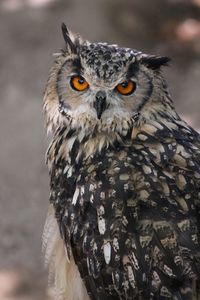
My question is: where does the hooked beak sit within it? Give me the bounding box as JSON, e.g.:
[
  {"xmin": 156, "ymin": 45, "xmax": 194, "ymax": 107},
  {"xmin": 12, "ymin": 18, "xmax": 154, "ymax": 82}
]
[{"xmin": 94, "ymin": 91, "xmax": 107, "ymax": 119}]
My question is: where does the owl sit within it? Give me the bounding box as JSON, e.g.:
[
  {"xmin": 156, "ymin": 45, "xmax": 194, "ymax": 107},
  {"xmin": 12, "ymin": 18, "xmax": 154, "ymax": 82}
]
[{"xmin": 42, "ymin": 23, "xmax": 200, "ymax": 300}]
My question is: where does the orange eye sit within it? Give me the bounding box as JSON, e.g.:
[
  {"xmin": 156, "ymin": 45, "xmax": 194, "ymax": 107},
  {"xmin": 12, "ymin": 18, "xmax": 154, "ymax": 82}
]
[
  {"xmin": 70, "ymin": 76, "xmax": 89, "ymax": 91},
  {"xmin": 116, "ymin": 80, "xmax": 136, "ymax": 95}
]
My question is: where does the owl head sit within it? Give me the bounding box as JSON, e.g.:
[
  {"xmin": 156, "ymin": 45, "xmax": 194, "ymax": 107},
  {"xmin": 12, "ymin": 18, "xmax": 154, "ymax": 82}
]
[{"xmin": 44, "ymin": 24, "xmax": 172, "ymax": 136}]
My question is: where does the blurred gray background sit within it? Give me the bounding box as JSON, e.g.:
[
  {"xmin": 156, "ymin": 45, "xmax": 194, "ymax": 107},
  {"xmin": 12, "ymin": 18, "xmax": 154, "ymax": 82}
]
[{"xmin": 0, "ymin": 0, "xmax": 200, "ymax": 299}]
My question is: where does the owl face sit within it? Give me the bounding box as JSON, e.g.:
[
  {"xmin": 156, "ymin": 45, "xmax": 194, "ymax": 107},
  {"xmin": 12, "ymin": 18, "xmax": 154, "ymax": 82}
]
[{"xmin": 44, "ymin": 24, "xmax": 171, "ymax": 135}]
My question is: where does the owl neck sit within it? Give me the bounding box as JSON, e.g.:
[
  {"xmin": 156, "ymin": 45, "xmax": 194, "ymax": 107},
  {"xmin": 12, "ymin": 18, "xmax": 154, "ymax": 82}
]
[{"xmin": 46, "ymin": 107, "xmax": 187, "ymax": 171}]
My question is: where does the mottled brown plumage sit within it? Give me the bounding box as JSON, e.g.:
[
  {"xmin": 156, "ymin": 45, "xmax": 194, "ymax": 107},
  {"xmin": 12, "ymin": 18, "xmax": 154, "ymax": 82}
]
[{"xmin": 43, "ymin": 25, "xmax": 200, "ymax": 300}]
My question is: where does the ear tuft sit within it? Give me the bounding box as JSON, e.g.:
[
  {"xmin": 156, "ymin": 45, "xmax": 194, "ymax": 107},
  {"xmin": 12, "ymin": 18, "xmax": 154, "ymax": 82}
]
[
  {"xmin": 141, "ymin": 55, "xmax": 171, "ymax": 70},
  {"xmin": 61, "ymin": 23, "xmax": 77, "ymax": 53}
]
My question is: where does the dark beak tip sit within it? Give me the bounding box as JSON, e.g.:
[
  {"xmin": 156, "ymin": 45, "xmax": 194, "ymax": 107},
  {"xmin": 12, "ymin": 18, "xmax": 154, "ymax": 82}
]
[
  {"xmin": 94, "ymin": 96, "xmax": 107, "ymax": 119},
  {"xmin": 94, "ymin": 91, "xmax": 107, "ymax": 119}
]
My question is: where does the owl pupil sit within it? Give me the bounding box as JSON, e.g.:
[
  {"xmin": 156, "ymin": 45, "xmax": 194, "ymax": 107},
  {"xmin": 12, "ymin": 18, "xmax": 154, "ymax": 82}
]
[
  {"xmin": 121, "ymin": 82, "xmax": 128, "ymax": 88},
  {"xmin": 78, "ymin": 78, "xmax": 84, "ymax": 84}
]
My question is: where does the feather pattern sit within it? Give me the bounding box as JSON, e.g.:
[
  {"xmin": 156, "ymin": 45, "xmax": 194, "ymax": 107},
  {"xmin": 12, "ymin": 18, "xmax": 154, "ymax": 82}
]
[{"xmin": 45, "ymin": 114, "xmax": 200, "ymax": 299}]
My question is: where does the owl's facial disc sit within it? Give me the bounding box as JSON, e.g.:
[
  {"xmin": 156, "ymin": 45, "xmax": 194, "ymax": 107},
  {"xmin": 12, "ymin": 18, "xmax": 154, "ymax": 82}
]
[{"xmin": 51, "ymin": 35, "xmax": 171, "ymax": 134}]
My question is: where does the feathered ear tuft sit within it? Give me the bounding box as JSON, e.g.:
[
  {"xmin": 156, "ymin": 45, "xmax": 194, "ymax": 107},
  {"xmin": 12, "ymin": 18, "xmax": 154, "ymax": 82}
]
[
  {"xmin": 61, "ymin": 23, "xmax": 77, "ymax": 53},
  {"xmin": 141, "ymin": 55, "xmax": 171, "ymax": 70}
]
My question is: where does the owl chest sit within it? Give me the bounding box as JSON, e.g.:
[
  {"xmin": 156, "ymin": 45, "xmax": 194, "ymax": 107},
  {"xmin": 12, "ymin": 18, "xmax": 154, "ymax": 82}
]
[
  {"xmin": 56, "ymin": 148, "xmax": 141, "ymax": 256},
  {"xmin": 77, "ymin": 148, "xmax": 137, "ymax": 205},
  {"xmin": 53, "ymin": 142, "xmax": 158, "ymax": 238},
  {"xmin": 50, "ymin": 134, "xmax": 199, "ymax": 236}
]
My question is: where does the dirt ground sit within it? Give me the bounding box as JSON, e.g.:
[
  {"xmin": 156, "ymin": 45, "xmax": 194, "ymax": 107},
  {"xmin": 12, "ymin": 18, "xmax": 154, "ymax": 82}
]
[{"xmin": 0, "ymin": 0, "xmax": 200, "ymax": 299}]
